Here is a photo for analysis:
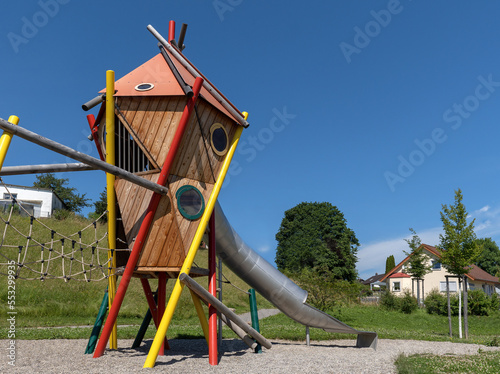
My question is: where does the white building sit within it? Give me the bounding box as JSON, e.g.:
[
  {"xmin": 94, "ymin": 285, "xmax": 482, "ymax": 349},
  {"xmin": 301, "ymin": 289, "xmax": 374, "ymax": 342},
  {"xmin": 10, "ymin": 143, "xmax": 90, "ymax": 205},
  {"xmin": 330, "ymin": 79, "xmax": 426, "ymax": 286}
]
[
  {"xmin": 381, "ymin": 244, "xmax": 500, "ymax": 298},
  {"xmin": 0, "ymin": 184, "xmax": 65, "ymax": 218}
]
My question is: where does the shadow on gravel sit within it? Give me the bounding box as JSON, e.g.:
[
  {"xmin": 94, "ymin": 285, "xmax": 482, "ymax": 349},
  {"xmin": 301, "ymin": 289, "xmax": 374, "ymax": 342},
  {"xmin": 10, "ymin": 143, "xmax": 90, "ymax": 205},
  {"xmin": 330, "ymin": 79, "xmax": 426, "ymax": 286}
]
[
  {"xmin": 271, "ymin": 340, "xmax": 357, "ymax": 349},
  {"xmin": 111, "ymin": 338, "xmax": 251, "ymax": 366}
]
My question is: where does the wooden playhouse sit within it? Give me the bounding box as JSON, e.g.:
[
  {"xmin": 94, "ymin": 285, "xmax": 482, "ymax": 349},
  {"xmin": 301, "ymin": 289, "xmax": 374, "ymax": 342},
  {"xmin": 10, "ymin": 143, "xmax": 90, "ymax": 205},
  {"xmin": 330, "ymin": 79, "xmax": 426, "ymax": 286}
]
[{"xmin": 92, "ymin": 38, "xmax": 245, "ymax": 279}]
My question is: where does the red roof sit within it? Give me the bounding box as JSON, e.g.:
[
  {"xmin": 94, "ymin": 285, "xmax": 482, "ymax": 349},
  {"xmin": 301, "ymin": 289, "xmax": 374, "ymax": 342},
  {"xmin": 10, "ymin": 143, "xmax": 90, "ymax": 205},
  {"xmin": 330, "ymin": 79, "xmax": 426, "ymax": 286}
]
[{"xmin": 389, "ymin": 272, "xmax": 411, "ymax": 278}]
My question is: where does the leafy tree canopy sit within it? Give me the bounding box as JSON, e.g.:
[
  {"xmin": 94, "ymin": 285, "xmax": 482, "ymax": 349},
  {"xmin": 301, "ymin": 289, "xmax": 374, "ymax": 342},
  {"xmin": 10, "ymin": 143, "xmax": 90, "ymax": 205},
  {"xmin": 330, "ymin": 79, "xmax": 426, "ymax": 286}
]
[
  {"xmin": 404, "ymin": 228, "xmax": 432, "ymax": 279},
  {"xmin": 275, "ymin": 202, "xmax": 359, "ymax": 281},
  {"xmin": 33, "ymin": 173, "xmax": 91, "ymax": 213},
  {"xmin": 475, "ymin": 237, "xmax": 500, "ymax": 277},
  {"xmin": 438, "ymin": 189, "xmax": 481, "ymax": 276},
  {"xmin": 89, "ymin": 188, "xmax": 107, "ymax": 222}
]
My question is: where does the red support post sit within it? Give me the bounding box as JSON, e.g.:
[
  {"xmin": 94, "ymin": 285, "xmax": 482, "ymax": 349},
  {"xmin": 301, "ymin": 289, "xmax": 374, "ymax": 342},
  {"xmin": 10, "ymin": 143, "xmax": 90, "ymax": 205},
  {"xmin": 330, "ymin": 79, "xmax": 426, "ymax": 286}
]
[
  {"xmin": 86, "ymin": 114, "xmax": 105, "ymax": 161},
  {"xmin": 140, "ymin": 278, "xmax": 168, "ymax": 353},
  {"xmin": 93, "ymin": 77, "xmax": 204, "ymax": 358},
  {"xmin": 140, "ymin": 279, "xmax": 159, "ymax": 324},
  {"xmin": 168, "ymin": 20, "xmax": 176, "ymax": 43},
  {"xmin": 208, "ymin": 212, "xmax": 218, "ymax": 365}
]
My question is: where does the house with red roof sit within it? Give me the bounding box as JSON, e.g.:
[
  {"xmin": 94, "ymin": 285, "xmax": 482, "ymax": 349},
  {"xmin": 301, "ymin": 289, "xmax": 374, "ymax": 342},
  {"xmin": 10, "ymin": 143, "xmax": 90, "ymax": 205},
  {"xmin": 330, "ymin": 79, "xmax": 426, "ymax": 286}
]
[{"xmin": 381, "ymin": 244, "xmax": 500, "ymax": 298}]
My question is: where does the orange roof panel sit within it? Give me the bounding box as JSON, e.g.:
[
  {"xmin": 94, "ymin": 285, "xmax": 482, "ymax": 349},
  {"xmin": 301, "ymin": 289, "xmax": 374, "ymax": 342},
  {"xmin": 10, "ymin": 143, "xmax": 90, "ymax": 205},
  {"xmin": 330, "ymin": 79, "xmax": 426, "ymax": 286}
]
[
  {"xmin": 101, "ymin": 53, "xmax": 185, "ymax": 97},
  {"xmin": 99, "ymin": 47, "xmax": 242, "ymax": 124}
]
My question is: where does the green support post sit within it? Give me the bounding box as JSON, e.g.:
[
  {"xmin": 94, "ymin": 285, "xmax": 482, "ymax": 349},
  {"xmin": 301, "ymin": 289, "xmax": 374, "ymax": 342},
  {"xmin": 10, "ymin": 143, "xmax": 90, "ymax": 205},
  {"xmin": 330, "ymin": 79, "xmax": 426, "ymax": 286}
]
[
  {"xmin": 248, "ymin": 288, "xmax": 262, "ymax": 353},
  {"xmin": 85, "ymin": 290, "xmax": 109, "ymax": 354}
]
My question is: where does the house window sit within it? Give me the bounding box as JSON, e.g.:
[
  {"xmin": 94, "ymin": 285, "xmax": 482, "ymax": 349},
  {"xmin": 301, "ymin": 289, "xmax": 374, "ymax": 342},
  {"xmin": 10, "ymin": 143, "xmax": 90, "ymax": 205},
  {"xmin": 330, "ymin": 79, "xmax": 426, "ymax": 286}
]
[
  {"xmin": 440, "ymin": 281, "xmax": 457, "ymax": 292},
  {"xmin": 3, "ymin": 193, "xmax": 17, "ymax": 200},
  {"xmin": 392, "ymin": 281, "xmax": 401, "ymax": 292},
  {"xmin": 468, "ymin": 283, "xmax": 475, "ymax": 290},
  {"xmin": 432, "ymin": 260, "xmax": 441, "ymax": 270}
]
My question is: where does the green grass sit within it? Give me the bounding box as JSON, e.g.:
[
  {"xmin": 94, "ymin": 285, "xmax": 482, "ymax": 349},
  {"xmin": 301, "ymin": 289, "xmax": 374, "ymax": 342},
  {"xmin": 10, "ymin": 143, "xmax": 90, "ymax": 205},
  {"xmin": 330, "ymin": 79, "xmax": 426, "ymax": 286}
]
[
  {"xmin": 395, "ymin": 351, "xmax": 500, "ymax": 374},
  {"xmin": 258, "ymin": 304, "xmax": 500, "ymax": 346}
]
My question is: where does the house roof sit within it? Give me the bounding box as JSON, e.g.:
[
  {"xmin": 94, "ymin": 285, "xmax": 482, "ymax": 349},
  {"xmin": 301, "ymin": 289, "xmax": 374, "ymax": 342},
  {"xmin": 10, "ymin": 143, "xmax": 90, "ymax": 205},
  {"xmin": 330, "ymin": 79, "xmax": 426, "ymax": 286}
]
[
  {"xmin": 468, "ymin": 265, "xmax": 499, "ymax": 283},
  {"xmin": 389, "ymin": 272, "xmax": 411, "ymax": 278},
  {"xmin": 361, "ymin": 273, "xmax": 386, "ymax": 285},
  {"xmin": 1, "ymin": 183, "xmax": 54, "ymax": 194},
  {"xmin": 381, "ymin": 243, "xmax": 500, "ymax": 285}
]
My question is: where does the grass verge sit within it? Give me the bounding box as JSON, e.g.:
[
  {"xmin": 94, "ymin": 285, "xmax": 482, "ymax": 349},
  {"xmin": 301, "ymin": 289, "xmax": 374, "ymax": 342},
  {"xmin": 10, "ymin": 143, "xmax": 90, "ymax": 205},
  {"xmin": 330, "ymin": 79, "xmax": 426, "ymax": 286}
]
[{"xmin": 395, "ymin": 351, "xmax": 500, "ymax": 374}]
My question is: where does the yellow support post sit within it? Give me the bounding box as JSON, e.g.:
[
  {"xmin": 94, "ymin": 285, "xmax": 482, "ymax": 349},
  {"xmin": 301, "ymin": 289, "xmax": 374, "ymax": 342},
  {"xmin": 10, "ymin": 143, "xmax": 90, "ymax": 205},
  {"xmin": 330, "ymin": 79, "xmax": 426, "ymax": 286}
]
[
  {"xmin": 106, "ymin": 70, "xmax": 118, "ymax": 350},
  {"xmin": 143, "ymin": 113, "xmax": 247, "ymax": 368},
  {"xmin": 0, "ymin": 115, "xmax": 19, "ymax": 170},
  {"xmin": 189, "ymin": 290, "xmax": 209, "ymax": 345}
]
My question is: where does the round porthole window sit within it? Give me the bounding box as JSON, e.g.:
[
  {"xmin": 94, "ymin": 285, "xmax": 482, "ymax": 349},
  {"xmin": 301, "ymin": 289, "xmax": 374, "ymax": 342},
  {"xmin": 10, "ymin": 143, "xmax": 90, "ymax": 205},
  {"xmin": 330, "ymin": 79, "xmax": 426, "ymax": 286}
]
[
  {"xmin": 134, "ymin": 83, "xmax": 155, "ymax": 92},
  {"xmin": 209, "ymin": 123, "xmax": 228, "ymax": 156},
  {"xmin": 176, "ymin": 185, "xmax": 205, "ymax": 220}
]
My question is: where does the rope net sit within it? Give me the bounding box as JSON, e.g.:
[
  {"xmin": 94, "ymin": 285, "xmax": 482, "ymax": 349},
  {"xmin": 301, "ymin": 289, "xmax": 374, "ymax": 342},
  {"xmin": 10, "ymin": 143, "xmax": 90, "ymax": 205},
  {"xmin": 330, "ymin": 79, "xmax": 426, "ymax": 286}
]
[{"xmin": 0, "ymin": 181, "xmax": 113, "ymax": 282}]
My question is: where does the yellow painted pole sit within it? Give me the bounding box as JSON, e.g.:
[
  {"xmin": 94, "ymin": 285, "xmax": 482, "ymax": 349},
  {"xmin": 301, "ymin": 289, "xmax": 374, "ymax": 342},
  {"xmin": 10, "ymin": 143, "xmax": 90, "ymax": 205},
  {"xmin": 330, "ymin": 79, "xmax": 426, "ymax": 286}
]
[
  {"xmin": 0, "ymin": 116, "xmax": 19, "ymax": 170},
  {"xmin": 143, "ymin": 113, "xmax": 247, "ymax": 368},
  {"xmin": 106, "ymin": 70, "xmax": 118, "ymax": 350},
  {"xmin": 189, "ymin": 290, "xmax": 209, "ymax": 345}
]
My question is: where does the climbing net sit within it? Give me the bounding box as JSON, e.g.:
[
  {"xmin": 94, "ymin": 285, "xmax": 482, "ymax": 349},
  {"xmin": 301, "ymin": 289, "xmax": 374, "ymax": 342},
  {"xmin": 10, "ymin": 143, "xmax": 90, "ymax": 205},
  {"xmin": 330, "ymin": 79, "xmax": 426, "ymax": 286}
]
[{"xmin": 0, "ymin": 181, "xmax": 113, "ymax": 282}]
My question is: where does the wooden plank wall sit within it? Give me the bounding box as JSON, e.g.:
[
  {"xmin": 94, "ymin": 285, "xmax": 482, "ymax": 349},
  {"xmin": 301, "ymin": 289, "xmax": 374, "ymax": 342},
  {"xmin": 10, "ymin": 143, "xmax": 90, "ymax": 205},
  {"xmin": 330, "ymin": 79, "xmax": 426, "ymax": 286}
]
[{"xmin": 113, "ymin": 95, "xmax": 239, "ymax": 270}]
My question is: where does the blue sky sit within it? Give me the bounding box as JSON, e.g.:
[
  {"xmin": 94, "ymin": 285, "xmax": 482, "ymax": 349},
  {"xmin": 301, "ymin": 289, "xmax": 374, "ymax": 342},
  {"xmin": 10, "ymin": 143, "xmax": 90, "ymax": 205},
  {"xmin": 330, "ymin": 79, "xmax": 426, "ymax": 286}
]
[{"xmin": 1, "ymin": 1, "xmax": 500, "ymax": 280}]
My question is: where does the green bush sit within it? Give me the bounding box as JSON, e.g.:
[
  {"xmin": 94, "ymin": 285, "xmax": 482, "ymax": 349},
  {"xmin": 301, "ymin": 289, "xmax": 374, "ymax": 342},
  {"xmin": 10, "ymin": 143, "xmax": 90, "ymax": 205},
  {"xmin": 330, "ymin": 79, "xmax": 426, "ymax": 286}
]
[
  {"xmin": 400, "ymin": 290, "xmax": 418, "ymax": 314},
  {"xmin": 53, "ymin": 209, "xmax": 71, "ymax": 220},
  {"xmin": 425, "ymin": 289, "xmax": 449, "ymax": 315},
  {"xmin": 491, "ymin": 293, "xmax": 500, "ymax": 311},
  {"xmin": 380, "ymin": 291, "xmax": 400, "ymax": 311},
  {"xmin": 425, "ymin": 288, "xmax": 498, "ymax": 316},
  {"xmin": 468, "ymin": 289, "xmax": 491, "ymax": 316},
  {"xmin": 380, "ymin": 290, "xmax": 418, "ymax": 314},
  {"xmin": 287, "ymin": 268, "xmax": 366, "ymax": 311}
]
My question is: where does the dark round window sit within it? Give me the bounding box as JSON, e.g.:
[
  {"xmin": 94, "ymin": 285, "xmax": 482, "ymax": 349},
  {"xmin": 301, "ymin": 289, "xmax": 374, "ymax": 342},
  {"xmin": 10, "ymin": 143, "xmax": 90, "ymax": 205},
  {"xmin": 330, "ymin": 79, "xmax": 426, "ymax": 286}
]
[
  {"xmin": 176, "ymin": 185, "xmax": 205, "ymax": 220},
  {"xmin": 210, "ymin": 123, "xmax": 228, "ymax": 156},
  {"xmin": 134, "ymin": 83, "xmax": 155, "ymax": 92}
]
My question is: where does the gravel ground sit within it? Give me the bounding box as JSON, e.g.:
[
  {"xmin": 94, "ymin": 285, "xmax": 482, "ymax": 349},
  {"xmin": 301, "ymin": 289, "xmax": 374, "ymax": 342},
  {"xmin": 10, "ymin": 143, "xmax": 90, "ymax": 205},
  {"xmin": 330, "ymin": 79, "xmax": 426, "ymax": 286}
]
[{"xmin": 1, "ymin": 338, "xmax": 499, "ymax": 374}]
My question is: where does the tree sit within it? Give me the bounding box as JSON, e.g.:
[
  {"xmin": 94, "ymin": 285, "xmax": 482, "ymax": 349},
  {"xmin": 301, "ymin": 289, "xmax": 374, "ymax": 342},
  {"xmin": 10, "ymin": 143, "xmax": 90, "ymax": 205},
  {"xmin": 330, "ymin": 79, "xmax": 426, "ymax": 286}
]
[
  {"xmin": 403, "ymin": 228, "xmax": 432, "ymax": 306},
  {"xmin": 475, "ymin": 238, "xmax": 500, "ymax": 277},
  {"xmin": 33, "ymin": 173, "xmax": 91, "ymax": 213},
  {"xmin": 385, "ymin": 255, "xmax": 395, "ymax": 274},
  {"xmin": 275, "ymin": 202, "xmax": 359, "ymax": 281},
  {"xmin": 438, "ymin": 189, "xmax": 481, "ymax": 339},
  {"xmin": 89, "ymin": 188, "xmax": 107, "ymax": 222}
]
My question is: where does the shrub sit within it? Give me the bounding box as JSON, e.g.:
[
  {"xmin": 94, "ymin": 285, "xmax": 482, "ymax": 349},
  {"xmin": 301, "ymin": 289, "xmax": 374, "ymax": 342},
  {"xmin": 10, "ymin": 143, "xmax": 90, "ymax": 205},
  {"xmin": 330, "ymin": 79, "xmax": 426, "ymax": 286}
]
[
  {"xmin": 424, "ymin": 289, "xmax": 459, "ymax": 316},
  {"xmin": 53, "ymin": 209, "xmax": 71, "ymax": 221},
  {"xmin": 425, "ymin": 288, "xmax": 498, "ymax": 316},
  {"xmin": 468, "ymin": 289, "xmax": 491, "ymax": 316},
  {"xmin": 400, "ymin": 290, "xmax": 418, "ymax": 314},
  {"xmin": 289, "ymin": 269, "xmax": 337, "ymax": 311},
  {"xmin": 380, "ymin": 291, "xmax": 399, "ymax": 311},
  {"xmin": 491, "ymin": 293, "xmax": 500, "ymax": 311},
  {"xmin": 288, "ymin": 268, "xmax": 365, "ymax": 311}
]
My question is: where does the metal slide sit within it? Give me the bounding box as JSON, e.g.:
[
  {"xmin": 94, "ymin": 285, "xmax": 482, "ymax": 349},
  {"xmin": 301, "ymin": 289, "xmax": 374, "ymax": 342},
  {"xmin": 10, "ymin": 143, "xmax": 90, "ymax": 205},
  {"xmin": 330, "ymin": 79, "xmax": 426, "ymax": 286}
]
[{"xmin": 214, "ymin": 202, "xmax": 378, "ymax": 349}]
